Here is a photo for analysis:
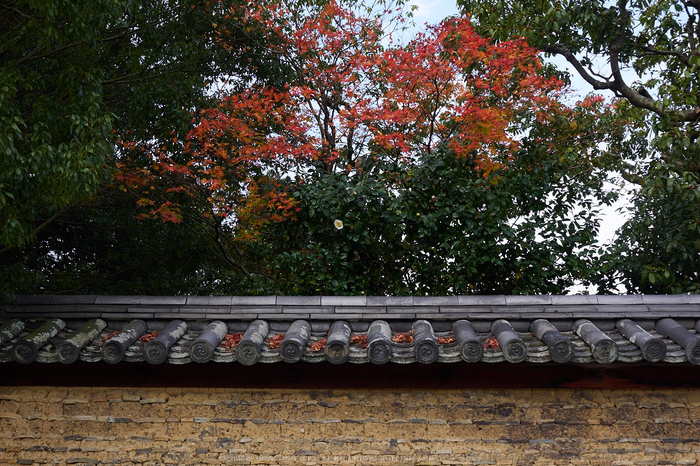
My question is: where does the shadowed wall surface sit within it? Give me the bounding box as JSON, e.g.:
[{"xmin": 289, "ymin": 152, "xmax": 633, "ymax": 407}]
[{"xmin": 1, "ymin": 386, "xmax": 699, "ymax": 465}]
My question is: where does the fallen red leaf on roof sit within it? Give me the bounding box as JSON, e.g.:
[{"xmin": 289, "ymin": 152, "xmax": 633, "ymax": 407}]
[
  {"xmin": 102, "ymin": 330, "xmax": 118, "ymax": 343},
  {"xmin": 392, "ymin": 333, "xmax": 413, "ymax": 344},
  {"xmin": 484, "ymin": 337, "xmax": 499, "ymax": 349},
  {"xmin": 221, "ymin": 332, "xmax": 243, "ymax": 349},
  {"xmin": 437, "ymin": 336, "xmax": 456, "ymax": 345},
  {"xmin": 350, "ymin": 334, "xmax": 368, "ymax": 348},
  {"xmin": 310, "ymin": 339, "xmax": 327, "ymax": 351},
  {"xmin": 139, "ymin": 331, "xmax": 159, "ymax": 343},
  {"xmin": 266, "ymin": 333, "xmax": 284, "ymax": 349}
]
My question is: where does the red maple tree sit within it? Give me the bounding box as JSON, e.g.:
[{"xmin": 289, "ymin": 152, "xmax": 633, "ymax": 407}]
[{"xmin": 114, "ymin": 0, "xmax": 610, "ymax": 283}]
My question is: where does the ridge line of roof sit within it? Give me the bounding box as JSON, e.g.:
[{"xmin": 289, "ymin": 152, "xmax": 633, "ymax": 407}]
[{"xmin": 9, "ymin": 294, "xmax": 700, "ymax": 307}]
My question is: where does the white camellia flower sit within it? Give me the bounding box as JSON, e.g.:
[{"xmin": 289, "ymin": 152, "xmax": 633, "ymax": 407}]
[{"xmin": 334, "ymin": 219, "xmax": 343, "ymax": 230}]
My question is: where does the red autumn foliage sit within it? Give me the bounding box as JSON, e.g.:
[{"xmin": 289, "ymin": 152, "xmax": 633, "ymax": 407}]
[
  {"xmin": 102, "ymin": 330, "xmax": 118, "ymax": 343},
  {"xmin": 437, "ymin": 336, "xmax": 456, "ymax": 345},
  {"xmin": 483, "ymin": 337, "xmax": 500, "ymax": 349},
  {"xmin": 109, "ymin": 0, "xmax": 620, "ymax": 296},
  {"xmin": 392, "ymin": 332, "xmax": 413, "ymax": 344},
  {"xmin": 139, "ymin": 331, "xmax": 159, "ymax": 343},
  {"xmin": 115, "ymin": 0, "xmax": 566, "ymax": 239},
  {"xmin": 350, "ymin": 334, "xmax": 368, "ymax": 348},
  {"xmin": 310, "ymin": 339, "xmax": 327, "ymax": 352},
  {"xmin": 221, "ymin": 332, "xmax": 243, "ymax": 349},
  {"xmin": 266, "ymin": 333, "xmax": 285, "ymax": 349}
]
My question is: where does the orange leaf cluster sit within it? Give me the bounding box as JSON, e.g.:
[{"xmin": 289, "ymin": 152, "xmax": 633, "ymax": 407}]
[
  {"xmin": 437, "ymin": 336, "xmax": 456, "ymax": 345},
  {"xmin": 101, "ymin": 330, "xmax": 118, "ymax": 343},
  {"xmin": 309, "ymin": 339, "xmax": 327, "ymax": 352},
  {"xmin": 483, "ymin": 337, "xmax": 500, "ymax": 349},
  {"xmin": 139, "ymin": 332, "xmax": 159, "ymax": 343},
  {"xmin": 221, "ymin": 332, "xmax": 243, "ymax": 349},
  {"xmin": 266, "ymin": 333, "xmax": 285, "ymax": 349},
  {"xmin": 392, "ymin": 333, "xmax": 413, "ymax": 344},
  {"xmin": 350, "ymin": 334, "xmax": 368, "ymax": 348},
  {"xmin": 113, "ymin": 0, "xmax": 610, "ymax": 252}
]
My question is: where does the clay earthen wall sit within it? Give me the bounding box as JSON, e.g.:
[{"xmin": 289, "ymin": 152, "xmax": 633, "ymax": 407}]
[{"xmin": 1, "ymin": 387, "xmax": 699, "ymax": 465}]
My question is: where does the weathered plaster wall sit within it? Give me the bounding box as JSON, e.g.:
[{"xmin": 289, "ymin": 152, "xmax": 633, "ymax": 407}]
[{"xmin": 1, "ymin": 387, "xmax": 699, "ymax": 465}]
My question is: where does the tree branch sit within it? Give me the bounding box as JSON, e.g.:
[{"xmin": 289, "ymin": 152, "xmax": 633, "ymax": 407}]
[
  {"xmin": 0, "ymin": 204, "xmax": 75, "ymax": 257},
  {"xmin": 637, "ymin": 44, "xmax": 690, "ymax": 65},
  {"xmin": 545, "ymin": 0, "xmax": 700, "ymax": 123}
]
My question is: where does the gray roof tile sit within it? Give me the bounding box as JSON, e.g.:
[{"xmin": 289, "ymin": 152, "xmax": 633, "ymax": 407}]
[
  {"xmin": 316, "ymin": 313, "xmax": 363, "ymax": 320},
  {"xmin": 102, "ymin": 312, "xmax": 154, "ymax": 320},
  {"xmin": 15, "ymin": 295, "xmax": 53, "ymax": 305},
  {"xmin": 416, "ymin": 313, "xmax": 451, "ymax": 320},
  {"xmin": 336, "ymin": 306, "xmax": 385, "ymax": 314},
  {"xmin": 642, "ymin": 294, "xmax": 690, "ymax": 304},
  {"xmin": 230, "ymin": 306, "xmax": 282, "ymax": 314},
  {"xmin": 205, "ymin": 313, "xmax": 257, "ymax": 320},
  {"xmin": 647, "ymin": 304, "xmax": 700, "ymax": 313},
  {"xmin": 366, "ymin": 296, "xmax": 413, "ymax": 306},
  {"xmin": 186, "ymin": 296, "xmax": 233, "ymax": 306},
  {"xmin": 414, "ymin": 296, "xmax": 459, "ymax": 305},
  {"xmin": 491, "ymin": 306, "xmax": 546, "ymax": 313},
  {"xmin": 387, "ymin": 306, "xmax": 438, "ymax": 313},
  {"xmin": 361, "ymin": 313, "xmax": 416, "ymax": 320},
  {"xmin": 321, "ymin": 296, "xmax": 367, "ymax": 306},
  {"xmin": 597, "ymin": 295, "xmax": 644, "ymax": 305},
  {"xmin": 50, "ymin": 295, "xmax": 97, "ymax": 305},
  {"xmin": 458, "ymin": 295, "xmax": 506, "ymax": 305},
  {"xmin": 547, "ymin": 305, "xmax": 598, "ymax": 313},
  {"xmin": 140, "ymin": 296, "xmax": 187, "ymax": 306},
  {"xmin": 187, "ymin": 307, "xmax": 234, "ymax": 314},
  {"xmin": 439, "ymin": 306, "xmax": 491, "ymax": 313},
  {"xmin": 95, "ymin": 296, "xmax": 143, "ymax": 305},
  {"xmin": 257, "ymin": 313, "xmax": 310, "ymax": 320},
  {"xmin": 276, "ymin": 296, "xmax": 320, "ymax": 305},
  {"xmin": 282, "ymin": 306, "xmax": 333, "ymax": 314},
  {"xmin": 594, "ymin": 305, "xmax": 649, "ymax": 314},
  {"xmin": 550, "ymin": 295, "xmax": 599, "ymax": 305},
  {"xmin": 6, "ymin": 294, "xmax": 700, "ymax": 367},
  {"xmin": 232, "ymin": 296, "xmax": 277, "ymax": 305},
  {"xmin": 505, "ymin": 296, "xmax": 553, "ymax": 305}
]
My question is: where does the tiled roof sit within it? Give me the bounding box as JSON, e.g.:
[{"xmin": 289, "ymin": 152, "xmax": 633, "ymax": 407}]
[{"xmin": 2, "ymin": 294, "xmax": 700, "ymax": 366}]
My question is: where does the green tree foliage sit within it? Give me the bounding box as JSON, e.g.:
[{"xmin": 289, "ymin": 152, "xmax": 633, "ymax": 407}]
[
  {"xmin": 459, "ymin": 0, "xmax": 700, "ymax": 293},
  {"xmin": 0, "ymin": 0, "xmax": 288, "ymax": 300},
  {"xmin": 255, "ymin": 100, "xmax": 624, "ymax": 295}
]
